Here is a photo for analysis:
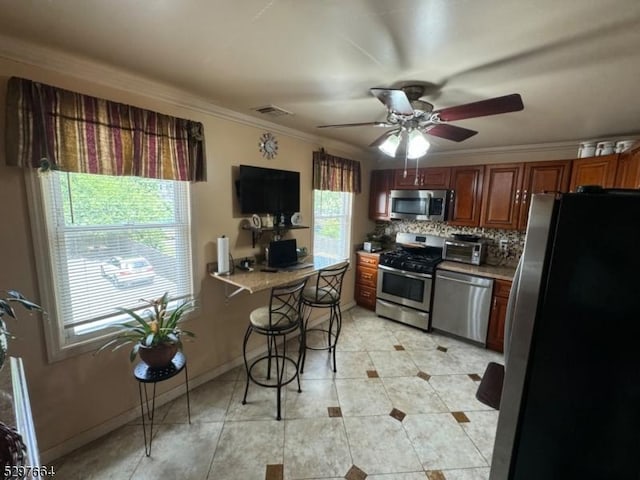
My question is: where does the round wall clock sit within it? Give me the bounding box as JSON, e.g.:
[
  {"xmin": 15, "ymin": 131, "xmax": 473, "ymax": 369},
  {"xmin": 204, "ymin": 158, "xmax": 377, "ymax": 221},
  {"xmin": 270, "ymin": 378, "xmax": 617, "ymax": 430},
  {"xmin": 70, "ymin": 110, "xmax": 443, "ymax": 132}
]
[{"xmin": 259, "ymin": 132, "xmax": 278, "ymax": 159}]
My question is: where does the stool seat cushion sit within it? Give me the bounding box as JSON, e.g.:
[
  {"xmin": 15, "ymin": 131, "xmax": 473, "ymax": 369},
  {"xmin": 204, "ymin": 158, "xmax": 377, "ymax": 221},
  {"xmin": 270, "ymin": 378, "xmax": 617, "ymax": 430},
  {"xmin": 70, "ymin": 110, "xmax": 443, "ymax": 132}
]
[
  {"xmin": 303, "ymin": 286, "xmax": 339, "ymax": 304},
  {"xmin": 250, "ymin": 304, "xmax": 299, "ymax": 330}
]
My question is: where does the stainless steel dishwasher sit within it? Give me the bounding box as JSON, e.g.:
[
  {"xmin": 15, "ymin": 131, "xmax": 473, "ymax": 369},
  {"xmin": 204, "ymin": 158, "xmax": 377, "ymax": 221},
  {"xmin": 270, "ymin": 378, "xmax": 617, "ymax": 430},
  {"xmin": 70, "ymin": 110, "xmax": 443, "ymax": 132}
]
[{"xmin": 431, "ymin": 269, "xmax": 494, "ymax": 344}]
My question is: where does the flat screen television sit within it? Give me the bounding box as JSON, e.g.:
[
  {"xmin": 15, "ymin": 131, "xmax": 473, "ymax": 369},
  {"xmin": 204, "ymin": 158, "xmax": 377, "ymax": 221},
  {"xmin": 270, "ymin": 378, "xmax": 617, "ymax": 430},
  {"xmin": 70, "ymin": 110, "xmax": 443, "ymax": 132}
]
[{"xmin": 237, "ymin": 165, "xmax": 300, "ymax": 215}]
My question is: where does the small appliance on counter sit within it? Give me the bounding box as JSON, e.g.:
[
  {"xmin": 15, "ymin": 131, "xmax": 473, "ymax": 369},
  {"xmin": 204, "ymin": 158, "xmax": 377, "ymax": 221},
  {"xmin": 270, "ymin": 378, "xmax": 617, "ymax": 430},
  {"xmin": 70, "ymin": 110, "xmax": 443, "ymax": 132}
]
[
  {"xmin": 363, "ymin": 241, "xmax": 382, "ymax": 252},
  {"xmin": 442, "ymin": 234, "xmax": 487, "ymax": 265}
]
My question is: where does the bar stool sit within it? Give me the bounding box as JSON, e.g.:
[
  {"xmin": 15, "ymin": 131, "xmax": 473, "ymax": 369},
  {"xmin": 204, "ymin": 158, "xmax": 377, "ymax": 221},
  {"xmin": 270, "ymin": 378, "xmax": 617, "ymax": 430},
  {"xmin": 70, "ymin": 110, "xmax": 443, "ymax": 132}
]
[
  {"xmin": 300, "ymin": 261, "xmax": 349, "ymax": 374},
  {"xmin": 242, "ymin": 278, "xmax": 307, "ymax": 420}
]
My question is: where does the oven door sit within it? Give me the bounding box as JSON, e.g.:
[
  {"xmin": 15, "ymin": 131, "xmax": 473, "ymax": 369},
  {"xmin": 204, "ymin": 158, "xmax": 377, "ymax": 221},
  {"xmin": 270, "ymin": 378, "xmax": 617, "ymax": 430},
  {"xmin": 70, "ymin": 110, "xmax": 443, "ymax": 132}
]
[{"xmin": 376, "ymin": 264, "xmax": 432, "ymax": 311}]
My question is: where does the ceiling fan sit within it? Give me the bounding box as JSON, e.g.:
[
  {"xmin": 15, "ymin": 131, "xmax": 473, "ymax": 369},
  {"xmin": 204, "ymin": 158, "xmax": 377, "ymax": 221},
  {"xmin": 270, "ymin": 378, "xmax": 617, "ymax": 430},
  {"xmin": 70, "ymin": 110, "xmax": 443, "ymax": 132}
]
[{"xmin": 318, "ymin": 85, "xmax": 524, "ymax": 157}]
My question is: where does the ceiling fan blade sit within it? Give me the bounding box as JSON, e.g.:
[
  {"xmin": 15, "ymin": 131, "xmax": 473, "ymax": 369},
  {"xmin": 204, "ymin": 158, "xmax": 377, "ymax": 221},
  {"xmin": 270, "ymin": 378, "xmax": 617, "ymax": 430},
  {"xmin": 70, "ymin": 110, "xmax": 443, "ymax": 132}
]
[
  {"xmin": 370, "ymin": 88, "xmax": 414, "ymax": 115},
  {"xmin": 434, "ymin": 94, "xmax": 524, "ymax": 122},
  {"xmin": 424, "ymin": 124, "xmax": 478, "ymax": 142},
  {"xmin": 369, "ymin": 129, "xmax": 401, "ymax": 148},
  {"xmin": 317, "ymin": 121, "xmax": 393, "ymax": 128}
]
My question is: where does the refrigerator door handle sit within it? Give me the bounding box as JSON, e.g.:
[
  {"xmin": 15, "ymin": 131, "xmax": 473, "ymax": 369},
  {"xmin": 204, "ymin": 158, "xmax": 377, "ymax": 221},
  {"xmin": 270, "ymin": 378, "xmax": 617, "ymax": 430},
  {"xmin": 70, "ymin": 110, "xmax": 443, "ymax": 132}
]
[{"xmin": 503, "ymin": 255, "xmax": 523, "ymax": 364}]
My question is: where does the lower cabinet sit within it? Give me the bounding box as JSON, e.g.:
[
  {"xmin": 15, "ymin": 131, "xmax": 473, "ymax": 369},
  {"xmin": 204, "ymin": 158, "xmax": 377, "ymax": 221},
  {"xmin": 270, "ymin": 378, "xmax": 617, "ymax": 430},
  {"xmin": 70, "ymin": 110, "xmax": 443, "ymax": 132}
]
[
  {"xmin": 355, "ymin": 252, "xmax": 379, "ymax": 311},
  {"xmin": 486, "ymin": 279, "xmax": 512, "ymax": 353}
]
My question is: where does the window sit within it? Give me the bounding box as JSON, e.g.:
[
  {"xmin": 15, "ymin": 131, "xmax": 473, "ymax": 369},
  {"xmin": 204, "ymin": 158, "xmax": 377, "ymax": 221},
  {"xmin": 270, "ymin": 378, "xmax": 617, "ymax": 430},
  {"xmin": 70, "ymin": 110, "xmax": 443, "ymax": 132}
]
[
  {"xmin": 28, "ymin": 171, "xmax": 193, "ymax": 361},
  {"xmin": 312, "ymin": 190, "xmax": 352, "ymax": 260}
]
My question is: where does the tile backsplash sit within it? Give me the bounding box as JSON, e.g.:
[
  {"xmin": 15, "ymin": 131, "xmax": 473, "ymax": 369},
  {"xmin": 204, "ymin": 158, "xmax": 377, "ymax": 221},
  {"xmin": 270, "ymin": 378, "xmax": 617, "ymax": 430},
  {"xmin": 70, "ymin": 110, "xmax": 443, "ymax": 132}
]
[{"xmin": 374, "ymin": 220, "xmax": 524, "ymax": 267}]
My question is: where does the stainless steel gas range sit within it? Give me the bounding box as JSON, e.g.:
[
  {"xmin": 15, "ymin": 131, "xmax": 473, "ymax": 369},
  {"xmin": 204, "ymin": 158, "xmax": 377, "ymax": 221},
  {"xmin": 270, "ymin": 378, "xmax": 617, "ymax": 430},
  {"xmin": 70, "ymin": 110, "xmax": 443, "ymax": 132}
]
[{"xmin": 375, "ymin": 232, "xmax": 444, "ymax": 330}]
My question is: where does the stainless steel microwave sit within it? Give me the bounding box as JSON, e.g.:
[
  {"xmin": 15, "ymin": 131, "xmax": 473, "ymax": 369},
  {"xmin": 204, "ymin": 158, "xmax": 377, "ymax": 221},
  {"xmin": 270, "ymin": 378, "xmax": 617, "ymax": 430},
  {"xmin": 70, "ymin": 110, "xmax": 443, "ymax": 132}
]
[
  {"xmin": 443, "ymin": 238, "xmax": 487, "ymax": 265},
  {"xmin": 389, "ymin": 189, "xmax": 450, "ymax": 221}
]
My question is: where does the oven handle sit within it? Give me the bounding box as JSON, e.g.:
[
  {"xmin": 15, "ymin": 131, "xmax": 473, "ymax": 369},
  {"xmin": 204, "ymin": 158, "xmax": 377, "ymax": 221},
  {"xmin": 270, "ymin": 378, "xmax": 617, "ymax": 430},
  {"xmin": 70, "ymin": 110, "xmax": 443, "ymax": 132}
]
[{"xmin": 378, "ymin": 264, "xmax": 432, "ymax": 280}]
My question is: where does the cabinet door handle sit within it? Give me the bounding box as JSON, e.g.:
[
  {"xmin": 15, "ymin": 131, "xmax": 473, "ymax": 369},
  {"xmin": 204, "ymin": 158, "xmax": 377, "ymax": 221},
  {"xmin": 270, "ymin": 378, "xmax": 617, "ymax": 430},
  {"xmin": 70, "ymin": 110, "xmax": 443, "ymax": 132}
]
[
  {"xmin": 522, "ymin": 189, "xmax": 528, "ymax": 204},
  {"xmin": 514, "ymin": 189, "xmax": 520, "ymax": 204}
]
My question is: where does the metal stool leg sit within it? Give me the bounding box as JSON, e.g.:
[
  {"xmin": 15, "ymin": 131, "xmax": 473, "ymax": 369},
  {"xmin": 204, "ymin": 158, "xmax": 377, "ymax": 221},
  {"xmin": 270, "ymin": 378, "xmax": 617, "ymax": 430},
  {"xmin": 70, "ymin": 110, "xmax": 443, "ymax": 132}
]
[
  {"xmin": 331, "ymin": 303, "xmax": 343, "ymax": 373},
  {"xmin": 242, "ymin": 325, "xmax": 252, "ymax": 405}
]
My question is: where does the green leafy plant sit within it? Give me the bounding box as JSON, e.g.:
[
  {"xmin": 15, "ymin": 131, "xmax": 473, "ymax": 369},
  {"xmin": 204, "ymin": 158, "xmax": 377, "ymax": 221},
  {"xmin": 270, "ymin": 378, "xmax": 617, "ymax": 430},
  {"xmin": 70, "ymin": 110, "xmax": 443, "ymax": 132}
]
[
  {"xmin": 0, "ymin": 290, "xmax": 43, "ymax": 367},
  {"xmin": 97, "ymin": 292, "xmax": 195, "ymax": 362},
  {"xmin": 0, "ymin": 290, "xmax": 43, "ymax": 332}
]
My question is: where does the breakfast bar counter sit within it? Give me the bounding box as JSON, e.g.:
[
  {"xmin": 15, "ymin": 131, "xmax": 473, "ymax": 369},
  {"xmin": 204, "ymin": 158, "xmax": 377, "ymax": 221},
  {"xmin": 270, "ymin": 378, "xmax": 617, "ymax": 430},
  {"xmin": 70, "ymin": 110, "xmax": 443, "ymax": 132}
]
[{"xmin": 209, "ymin": 256, "xmax": 342, "ymax": 297}]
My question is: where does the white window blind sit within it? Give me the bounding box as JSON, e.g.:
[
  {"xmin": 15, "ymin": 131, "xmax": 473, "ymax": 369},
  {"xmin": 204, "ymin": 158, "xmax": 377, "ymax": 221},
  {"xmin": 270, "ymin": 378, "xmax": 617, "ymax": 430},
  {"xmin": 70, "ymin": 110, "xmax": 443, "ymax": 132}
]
[
  {"xmin": 312, "ymin": 190, "xmax": 352, "ymax": 260},
  {"xmin": 35, "ymin": 171, "xmax": 193, "ymax": 357}
]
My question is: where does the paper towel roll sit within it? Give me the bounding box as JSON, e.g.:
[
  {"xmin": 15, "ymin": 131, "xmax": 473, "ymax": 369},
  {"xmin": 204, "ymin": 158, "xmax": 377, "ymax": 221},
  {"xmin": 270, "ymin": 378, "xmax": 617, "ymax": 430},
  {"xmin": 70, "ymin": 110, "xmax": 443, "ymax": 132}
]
[{"xmin": 217, "ymin": 236, "xmax": 230, "ymax": 274}]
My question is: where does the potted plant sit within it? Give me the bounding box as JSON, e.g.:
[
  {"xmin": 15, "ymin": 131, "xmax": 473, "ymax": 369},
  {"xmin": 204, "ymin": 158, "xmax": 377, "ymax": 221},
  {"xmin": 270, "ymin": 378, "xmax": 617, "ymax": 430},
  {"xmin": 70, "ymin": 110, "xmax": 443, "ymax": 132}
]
[
  {"xmin": 0, "ymin": 290, "xmax": 43, "ymax": 370},
  {"xmin": 97, "ymin": 292, "xmax": 195, "ymax": 368}
]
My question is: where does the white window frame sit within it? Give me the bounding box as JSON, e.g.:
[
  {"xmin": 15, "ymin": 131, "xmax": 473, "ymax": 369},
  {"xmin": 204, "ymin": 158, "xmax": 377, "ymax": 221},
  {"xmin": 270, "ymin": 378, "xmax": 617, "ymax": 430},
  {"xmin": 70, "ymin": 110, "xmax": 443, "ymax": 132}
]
[
  {"xmin": 25, "ymin": 170, "xmax": 196, "ymax": 363},
  {"xmin": 312, "ymin": 189, "xmax": 353, "ymax": 261}
]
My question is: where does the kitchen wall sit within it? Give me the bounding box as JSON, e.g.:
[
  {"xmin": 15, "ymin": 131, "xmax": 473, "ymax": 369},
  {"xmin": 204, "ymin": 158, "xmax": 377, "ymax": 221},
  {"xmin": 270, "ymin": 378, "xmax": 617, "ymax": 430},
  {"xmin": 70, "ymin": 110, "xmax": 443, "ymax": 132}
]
[{"xmin": 0, "ymin": 53, "xmax": 372, "ymax": 460}]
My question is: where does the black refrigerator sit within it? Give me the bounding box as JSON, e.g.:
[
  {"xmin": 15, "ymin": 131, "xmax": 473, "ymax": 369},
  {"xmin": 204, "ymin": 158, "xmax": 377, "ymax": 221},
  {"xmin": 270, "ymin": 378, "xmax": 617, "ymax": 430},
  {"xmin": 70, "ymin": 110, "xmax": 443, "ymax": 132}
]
[{"xmin": 490, "ymin": 189, "xmax": 640, "ymax": 479}]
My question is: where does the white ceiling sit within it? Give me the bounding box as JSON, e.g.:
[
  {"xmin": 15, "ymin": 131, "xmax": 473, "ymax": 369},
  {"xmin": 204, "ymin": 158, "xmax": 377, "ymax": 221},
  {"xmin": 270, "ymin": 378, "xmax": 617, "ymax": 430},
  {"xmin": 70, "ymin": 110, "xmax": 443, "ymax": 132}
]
[{"xmin": 1, "ymin": 0, "xmax": 639, "ymax": 156}]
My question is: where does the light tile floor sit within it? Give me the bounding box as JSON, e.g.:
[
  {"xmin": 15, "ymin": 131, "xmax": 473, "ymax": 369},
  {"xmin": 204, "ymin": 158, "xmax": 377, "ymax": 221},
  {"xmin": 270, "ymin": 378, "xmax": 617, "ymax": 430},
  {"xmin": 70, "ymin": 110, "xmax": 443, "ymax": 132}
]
[{"xmin": 53, "ymin": 306, "xmax": 503, "ymax": 480}]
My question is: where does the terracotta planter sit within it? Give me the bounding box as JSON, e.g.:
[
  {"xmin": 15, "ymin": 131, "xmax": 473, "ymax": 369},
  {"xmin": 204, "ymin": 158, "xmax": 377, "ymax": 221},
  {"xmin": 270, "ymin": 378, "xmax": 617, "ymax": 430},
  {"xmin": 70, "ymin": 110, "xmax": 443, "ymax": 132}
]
[{"xmin": 138, "ymin": 343, "xmax": 178, "ymax": 369}]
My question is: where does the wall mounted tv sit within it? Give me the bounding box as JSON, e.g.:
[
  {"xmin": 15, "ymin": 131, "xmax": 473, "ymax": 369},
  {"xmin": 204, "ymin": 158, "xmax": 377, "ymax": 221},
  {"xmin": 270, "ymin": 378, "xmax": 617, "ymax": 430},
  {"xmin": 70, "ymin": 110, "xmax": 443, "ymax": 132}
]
[{"xmin": 237, "ymin": 165, "xmax": 300, "ymax": 215}]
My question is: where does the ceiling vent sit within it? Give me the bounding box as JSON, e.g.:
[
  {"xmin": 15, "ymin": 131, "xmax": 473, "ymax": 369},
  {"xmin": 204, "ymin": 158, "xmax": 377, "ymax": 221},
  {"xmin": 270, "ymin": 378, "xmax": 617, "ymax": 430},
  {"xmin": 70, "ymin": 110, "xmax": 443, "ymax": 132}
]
[{"xmin": 252, "ymin": 105, "xmax": 293, "ymax": 117}]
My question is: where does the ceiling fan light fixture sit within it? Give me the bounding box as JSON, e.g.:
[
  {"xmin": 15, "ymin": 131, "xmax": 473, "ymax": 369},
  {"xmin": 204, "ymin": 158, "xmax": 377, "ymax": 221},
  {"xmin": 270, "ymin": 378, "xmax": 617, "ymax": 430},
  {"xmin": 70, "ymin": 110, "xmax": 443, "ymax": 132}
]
[
  {"xmin": 378, "ymin": 132, "xmax": 401, "ymax": 157},
  {"xmin": 407, "ymin": 130, "xmax": 430, "ymax": 159}
]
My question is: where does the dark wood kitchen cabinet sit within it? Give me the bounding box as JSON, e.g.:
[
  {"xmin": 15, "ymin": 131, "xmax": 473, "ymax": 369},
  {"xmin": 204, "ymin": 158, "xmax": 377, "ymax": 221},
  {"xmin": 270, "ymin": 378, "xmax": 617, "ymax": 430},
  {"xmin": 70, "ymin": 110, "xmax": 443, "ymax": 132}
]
[
  {"xmin": 614, "ymin": 147, "xmax": 640, "ymax": 188},
  {"xmin": 480, "ymin": 160, "xmax": 572, "ymax": 230},
  {"xmin": 355, "ymin": 252, "xmax": 379, "ymax": 311},
  {"xmin": 480, "ymin": 163, "xmax": 524, "ymax": 230},
  {"xmin": 369, "ymin": 169, "xmax": 393, "ymax": 220},
  {"xmin": 448, "ymin": 165, "xmax": 484, "ymax": 227},
  {"xmin": 486, "ymin": 279, "xmax": 512, "ymax": 353},
  {"xmin": 518, "ymin": 160, "xmax": 571, "ymax": 229},
  {"xmin": 568, "ymin": 154, "xmax": 618, "ymax": 191},
  {"xmin": 393, "ymin": 167, "xmax": 451, "ymax": 189}
]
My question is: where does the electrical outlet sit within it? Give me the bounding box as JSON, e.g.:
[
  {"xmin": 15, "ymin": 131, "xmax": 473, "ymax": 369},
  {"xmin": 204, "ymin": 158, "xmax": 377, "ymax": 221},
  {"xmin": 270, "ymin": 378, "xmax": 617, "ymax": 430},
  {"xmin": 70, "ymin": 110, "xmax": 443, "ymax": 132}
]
[{"xmin": 499, "ymin": 238, "xmax": 509, "ymax": 252}]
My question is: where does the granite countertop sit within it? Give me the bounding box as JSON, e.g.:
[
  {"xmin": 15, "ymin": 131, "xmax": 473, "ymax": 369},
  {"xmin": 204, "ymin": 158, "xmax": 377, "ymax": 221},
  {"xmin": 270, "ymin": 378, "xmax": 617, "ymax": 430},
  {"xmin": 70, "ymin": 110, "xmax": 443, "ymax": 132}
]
[
  {"xmin": 209, "ymin": 255, "xmax": 344, "ymax": 295},
  {"xmin": 438, "ymin": 261, "xmax": 516, "ymax": 281},
  {"xmin": 357, "ymin": 250, "xmax": 383, "ymax": 256}
]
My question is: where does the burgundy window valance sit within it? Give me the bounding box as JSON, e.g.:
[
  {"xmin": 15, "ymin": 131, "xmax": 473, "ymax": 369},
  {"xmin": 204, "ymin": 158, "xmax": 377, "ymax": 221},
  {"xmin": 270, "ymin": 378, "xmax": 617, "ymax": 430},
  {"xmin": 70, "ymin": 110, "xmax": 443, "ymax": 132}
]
[
  {"xmin": 312, "ymin": 149, "xmax": 361, "ymax": 193},
  {"xmin": 5, "ymin": 77, "xmax": 206, "ymax": 182}
]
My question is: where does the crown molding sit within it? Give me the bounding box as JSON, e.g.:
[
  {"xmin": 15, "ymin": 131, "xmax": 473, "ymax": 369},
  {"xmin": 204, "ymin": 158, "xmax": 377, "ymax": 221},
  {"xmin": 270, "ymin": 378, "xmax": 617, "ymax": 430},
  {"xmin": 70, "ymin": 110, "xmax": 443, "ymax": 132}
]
[
  {"xmin": 429, "ymin": 134, "xmax": 639, "ymax": 159},
  {"xmin": 0, "ymin": 34, "xmax": 368, "ymax": 159},
  {"xmin": 429, "ymin": 140, "xmax": 579, "ymax": 158}
]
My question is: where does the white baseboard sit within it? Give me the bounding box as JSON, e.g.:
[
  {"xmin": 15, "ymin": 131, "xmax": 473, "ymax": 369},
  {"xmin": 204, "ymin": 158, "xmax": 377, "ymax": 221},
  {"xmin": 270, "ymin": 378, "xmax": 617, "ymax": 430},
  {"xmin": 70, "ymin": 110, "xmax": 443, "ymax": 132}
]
[{"xmin": 40, "ymin": 302, "xmax": 355, "ymax": 463}]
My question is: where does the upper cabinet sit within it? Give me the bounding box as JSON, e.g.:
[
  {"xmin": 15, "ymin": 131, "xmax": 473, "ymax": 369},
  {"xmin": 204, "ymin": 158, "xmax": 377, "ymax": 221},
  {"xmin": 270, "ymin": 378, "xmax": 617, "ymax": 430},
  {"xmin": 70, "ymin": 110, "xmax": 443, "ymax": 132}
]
[
  {"xmin": 480, "ymin": 163, "xmax": 524, "ymax": 230},
  {"xmin": 568, "ymin": 154, "xmax": 618, "ymax": 191},
  {"xmin": 614, "ymin": 148, "xmax": 640, "ymax": 188},
  {"xmin": 480, "ymin": 161, "xmax": 571, "ymax": 230},
  {"xmin": 448, "ymin": 166, "xmax": 484, "ymax": 227},
  {"xmin": 518, "ymin": 160, "xmax": 571, "ymax": 229},
  {"xmin": 393, "ymin": 167, "xmax": 451, "ymax": 189},
  {"xmin": 393, "ymin": 169, "xmax": 421, "ymax": 189},
  {"xmin": 369, "ymin": 169, "xmax": 393, "ymax": 221}
]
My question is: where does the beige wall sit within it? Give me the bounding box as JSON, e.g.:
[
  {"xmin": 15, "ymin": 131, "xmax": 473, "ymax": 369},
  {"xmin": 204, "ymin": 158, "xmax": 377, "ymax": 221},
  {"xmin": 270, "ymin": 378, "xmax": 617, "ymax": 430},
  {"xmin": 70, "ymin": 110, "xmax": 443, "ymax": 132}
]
[{"xmin": 0, "ymin": 56, "xmax": 375, "ymax": 459}]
